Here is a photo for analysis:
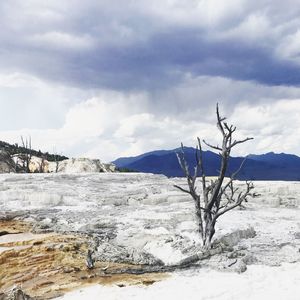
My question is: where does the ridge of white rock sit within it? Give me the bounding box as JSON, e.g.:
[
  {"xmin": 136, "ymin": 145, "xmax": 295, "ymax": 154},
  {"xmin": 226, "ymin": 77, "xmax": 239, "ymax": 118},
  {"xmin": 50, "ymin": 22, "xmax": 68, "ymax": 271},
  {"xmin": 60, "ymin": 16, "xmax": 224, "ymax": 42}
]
[
  {"xmin": 8, "ymin": 155, "xmax": 116, "ymax": 174},
  {"xmin": 48, "ymin": 158, "xmax": 116, "ymax": 173},
  {"xmin": 29, "ymin": 156, "xmax": 49, "ymax": 173}
]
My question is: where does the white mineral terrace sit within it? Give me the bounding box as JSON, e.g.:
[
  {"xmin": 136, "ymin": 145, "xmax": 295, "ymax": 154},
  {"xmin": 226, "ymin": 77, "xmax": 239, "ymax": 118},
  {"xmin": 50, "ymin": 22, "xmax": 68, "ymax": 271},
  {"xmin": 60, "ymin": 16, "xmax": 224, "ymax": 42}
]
[{"xmin": 0, "ymin": 173, "xmax": 300, "ymax": 299}]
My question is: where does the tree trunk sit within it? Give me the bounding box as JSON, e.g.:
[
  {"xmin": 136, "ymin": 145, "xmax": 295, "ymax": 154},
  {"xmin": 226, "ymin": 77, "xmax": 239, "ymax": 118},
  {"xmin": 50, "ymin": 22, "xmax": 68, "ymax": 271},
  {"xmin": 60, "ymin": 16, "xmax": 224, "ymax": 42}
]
[{"xmin": 202, "ymin": 213, "xmax": 216, "ymax": 249}]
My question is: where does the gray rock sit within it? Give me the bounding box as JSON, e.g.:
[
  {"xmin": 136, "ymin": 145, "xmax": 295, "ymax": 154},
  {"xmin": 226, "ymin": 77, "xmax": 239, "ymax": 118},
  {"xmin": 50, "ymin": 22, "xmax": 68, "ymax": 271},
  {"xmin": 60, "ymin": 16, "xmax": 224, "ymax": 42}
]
[
  {"xmin": 294, "ymin": 232, "xmax": 300, "ymax": 239},
  {"xmin": 241, "ymin": 253, "xmax": 257, "ymax": 265},
  {"xmin": 0, "ymin": 150, "xmax": 15, "ymax": 173},
  {"xmin": 94, "ymin": 242, "xmax": 164, "ymax": 266},
  {"xmin": 217, "ymin": 227, "xmax": 256, "ymax": 247},
  {"xmin": 0, "ymin": 287, "xmax": 32, "ymax": 300},
  {"xmin": 227, "ymin": 259, "xmax": 247, "ymax": 273}
]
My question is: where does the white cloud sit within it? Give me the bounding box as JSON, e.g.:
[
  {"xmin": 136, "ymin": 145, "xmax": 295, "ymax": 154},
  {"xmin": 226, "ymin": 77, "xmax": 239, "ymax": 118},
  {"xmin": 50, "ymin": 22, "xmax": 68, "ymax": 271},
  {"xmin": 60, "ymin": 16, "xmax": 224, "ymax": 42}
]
[
  {"xmin": 29, "ymin": 31, "xmax": 95, "ymax": 51},
  {"xmin": 0, "ymin": 72, "xmax": 78, "ymax": 130},
  {"xmin": 231, "ymin": 100, "xmax": 300, "ymax": 154},
  {"xmin": 0, "ymin": 78, "xmax": 299, "ymax": 162},
  {"xmin": 217, "ymin": 13, "xmax": 271, "ymax": 44},
  {"xmin": 0, "ymin": 72, "xmax": 40, "ymax": 88},
  {"xmin": 276, "ymin": 30, "xmax": 300, "ymax": 64},
  {"xmin": 138, "ymin": 0, "xmax": 247, "ymax": 28}
]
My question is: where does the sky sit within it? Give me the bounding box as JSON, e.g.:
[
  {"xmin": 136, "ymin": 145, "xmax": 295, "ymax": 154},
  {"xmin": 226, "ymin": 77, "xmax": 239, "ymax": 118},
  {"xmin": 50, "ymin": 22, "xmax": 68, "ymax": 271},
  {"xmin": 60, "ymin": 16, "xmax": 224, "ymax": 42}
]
[{"xmin": 0, "ymin": 0, "xmax": 300, "ymax": 162}]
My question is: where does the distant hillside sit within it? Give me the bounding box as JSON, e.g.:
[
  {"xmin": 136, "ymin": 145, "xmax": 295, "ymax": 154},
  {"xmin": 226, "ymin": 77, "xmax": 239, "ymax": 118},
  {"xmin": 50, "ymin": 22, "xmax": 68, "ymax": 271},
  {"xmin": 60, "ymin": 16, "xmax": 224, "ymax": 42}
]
[
  {"xmin": 113, "ymin": 148, "xmax": 300, "ymax": 181},
  {"xmin": 248, "ymin": 152, "xmax": 300, "ymax": 168},
  {"xmin": 0, "ymin": 140, "xmax": 68, "ymax": 162},
  {"xmin": 113, "ymin": 149, "xmax": 175, "ymax": 168}
]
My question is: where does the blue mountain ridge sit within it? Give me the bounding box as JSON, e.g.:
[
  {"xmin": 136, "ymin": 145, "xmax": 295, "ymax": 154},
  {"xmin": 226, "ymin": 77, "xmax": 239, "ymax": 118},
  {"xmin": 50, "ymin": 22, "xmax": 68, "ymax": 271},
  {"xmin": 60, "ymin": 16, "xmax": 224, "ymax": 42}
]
[{"xmin": 113, "ymin": 148, "xmax": 300, "ymax": 181}]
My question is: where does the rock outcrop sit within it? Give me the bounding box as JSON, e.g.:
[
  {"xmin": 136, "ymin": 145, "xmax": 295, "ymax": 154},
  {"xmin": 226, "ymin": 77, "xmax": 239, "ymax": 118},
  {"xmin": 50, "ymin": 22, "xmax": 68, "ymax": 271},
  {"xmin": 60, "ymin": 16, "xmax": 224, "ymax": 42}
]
[
  {"xmin": 12, "ymin": 155, "xmax": 50, "ymax": 173},
  {"xmin": 29, "ymin": 156, "xmax": 49, "ymax": 173},
  {"xmin": 9, "ymin": 155, "xmax": 115, "ymax": 174},
  {"xmin": 0, "ymin": 150, "xmax": 15, "ymax": 173},
  {"xmin": 51, "ymin": 158, "xmax": 115, "ymax": 173},
  {"xmin": 94, "ymin": 242, "xmax": 164, "ymax": 266}
]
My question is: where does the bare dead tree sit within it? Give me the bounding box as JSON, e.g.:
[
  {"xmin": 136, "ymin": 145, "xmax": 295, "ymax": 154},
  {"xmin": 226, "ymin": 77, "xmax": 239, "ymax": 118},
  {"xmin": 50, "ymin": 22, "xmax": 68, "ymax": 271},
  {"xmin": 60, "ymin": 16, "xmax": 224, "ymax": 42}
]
[
  {"xmin": 175, "ymin": 104, "xmax": 256, "ymax": 249},
  {"xmin": 52, "ymin": 148, "xmax": 61, "ymax": 173},
  {"xmin": 38, "ymin": 155, "xmax": 46, "ymax": 173},
  {"xmin": 20, "ymin": 136, "xmax": 32, "ymax": 173}
]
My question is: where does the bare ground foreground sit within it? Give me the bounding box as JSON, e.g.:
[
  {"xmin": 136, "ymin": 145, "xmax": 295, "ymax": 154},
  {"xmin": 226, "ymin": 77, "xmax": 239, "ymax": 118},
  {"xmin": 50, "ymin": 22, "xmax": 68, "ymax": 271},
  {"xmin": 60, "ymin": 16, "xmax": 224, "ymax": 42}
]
[{"xmin": 0, "ymin": 173, "xmax": 300, "ymax": 299}]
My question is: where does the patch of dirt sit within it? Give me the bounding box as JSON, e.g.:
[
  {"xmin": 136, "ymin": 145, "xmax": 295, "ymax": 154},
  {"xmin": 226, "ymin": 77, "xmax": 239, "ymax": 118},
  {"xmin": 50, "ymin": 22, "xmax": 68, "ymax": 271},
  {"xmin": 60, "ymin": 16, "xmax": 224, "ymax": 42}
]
[
  {"xmin": 0, "ymin": 220, "xmax": 167, "ymax": 299},
  {"xmin": 0, "ymin": 220, "xmax": 32, "ymax": 234}
]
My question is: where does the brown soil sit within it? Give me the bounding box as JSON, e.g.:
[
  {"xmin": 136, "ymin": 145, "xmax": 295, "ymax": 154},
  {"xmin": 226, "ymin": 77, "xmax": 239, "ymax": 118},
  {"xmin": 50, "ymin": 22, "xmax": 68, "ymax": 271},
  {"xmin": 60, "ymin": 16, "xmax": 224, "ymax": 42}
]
[{"xmin": 0, "ymin": 220, "xmax": 167, "ymax": 299}]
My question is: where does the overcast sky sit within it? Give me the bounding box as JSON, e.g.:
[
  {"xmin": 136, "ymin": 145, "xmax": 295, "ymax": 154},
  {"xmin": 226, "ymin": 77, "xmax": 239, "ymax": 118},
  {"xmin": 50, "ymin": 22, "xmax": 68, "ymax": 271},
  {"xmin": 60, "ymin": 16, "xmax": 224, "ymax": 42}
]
[{"xmin": 0, "ymin": 0, "xmax": 300, "ymax": 161}]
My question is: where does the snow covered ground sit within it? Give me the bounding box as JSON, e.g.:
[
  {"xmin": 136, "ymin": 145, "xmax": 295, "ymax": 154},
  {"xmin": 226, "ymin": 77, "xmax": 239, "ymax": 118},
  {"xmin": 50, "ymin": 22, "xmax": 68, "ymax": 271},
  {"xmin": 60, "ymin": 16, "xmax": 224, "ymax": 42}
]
[{"xmin": 0, "ymin": 173, "xmax": 299, "ymax": 299}]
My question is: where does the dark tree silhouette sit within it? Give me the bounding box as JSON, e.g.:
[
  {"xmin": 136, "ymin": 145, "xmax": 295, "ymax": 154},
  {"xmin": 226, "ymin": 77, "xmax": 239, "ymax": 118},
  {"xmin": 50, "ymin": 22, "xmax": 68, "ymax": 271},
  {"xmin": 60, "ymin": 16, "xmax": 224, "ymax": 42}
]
[
  {"xmin": 175, "ymin": 104, "xmax": 256, "ymax": 249},
  {"xmin": 20, "ymin": 136, "xmax": 32, "ymax": 173}
]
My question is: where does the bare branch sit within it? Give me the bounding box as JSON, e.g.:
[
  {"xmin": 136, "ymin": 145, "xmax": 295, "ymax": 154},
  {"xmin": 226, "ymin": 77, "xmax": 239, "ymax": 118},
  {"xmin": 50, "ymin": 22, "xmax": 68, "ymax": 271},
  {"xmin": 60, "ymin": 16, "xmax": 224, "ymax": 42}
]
[
  {"xmin": 215, "ymin": 181, "xmax": 254, "ymax": 219},
  {"xmin": 216, "ymin": 103, "xmax": 226, "ymax": 136},
  {"xmin": 202, "ymin": 140, "xmax": 222, "ymax": 151},
  {"xmin": 174, "ymin": 184, "xmax": 191, "ymax": 194},
  {"xmin": 176, "ymin": 152, "xmax": 190, "ymax": 179},
  {"xmin": 231, "ymin": 137, "xmax": 254, "ymax": 148}
]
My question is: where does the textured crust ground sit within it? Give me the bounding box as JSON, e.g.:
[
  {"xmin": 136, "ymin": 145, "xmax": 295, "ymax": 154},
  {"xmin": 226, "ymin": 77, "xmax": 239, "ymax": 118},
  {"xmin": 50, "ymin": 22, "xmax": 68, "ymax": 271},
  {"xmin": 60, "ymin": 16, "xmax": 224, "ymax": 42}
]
[{"xmin": 0, "ymin": 220, "xmax": 167, "ymax": 299}]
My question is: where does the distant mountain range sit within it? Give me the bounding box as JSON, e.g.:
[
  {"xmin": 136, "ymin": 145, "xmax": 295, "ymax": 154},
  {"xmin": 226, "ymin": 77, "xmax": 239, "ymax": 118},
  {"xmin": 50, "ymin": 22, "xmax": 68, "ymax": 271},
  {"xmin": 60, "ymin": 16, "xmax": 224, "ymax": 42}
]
[{"xmin": 113, "ymin": 148, "xmax": 300, "ymax": 181}]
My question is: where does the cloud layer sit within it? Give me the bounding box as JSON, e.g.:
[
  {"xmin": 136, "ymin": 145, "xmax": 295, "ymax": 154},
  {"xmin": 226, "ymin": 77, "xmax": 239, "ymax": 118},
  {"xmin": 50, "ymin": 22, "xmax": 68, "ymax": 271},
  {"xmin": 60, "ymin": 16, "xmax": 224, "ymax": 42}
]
[
  {"xmin": 1, "ymin": 0, "xmax": 300, "ymax": 89},
  {"xmin": 0, "ymin": 1, "xmax": 300, "ymax": 160}
]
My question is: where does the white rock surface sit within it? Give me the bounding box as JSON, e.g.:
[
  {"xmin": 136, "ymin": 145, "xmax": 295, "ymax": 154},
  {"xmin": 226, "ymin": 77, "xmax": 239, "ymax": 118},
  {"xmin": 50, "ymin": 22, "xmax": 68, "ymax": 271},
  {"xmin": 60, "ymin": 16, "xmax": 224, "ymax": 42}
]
[
  {"xmin": 0, "ymin": 173, "xmax": 299, "ymax": 267},
  {"xmin": 59, "ymin": 262, "xmax": 300, "ymax": 300},
  {"xmin": 29, "ymin": 156, "xmax": 49, "ymax": 173},
  {"xmin": 1, "ymin": 173, "xmax": 300, "ymax": 299},
  {"xmin": 51, "ymin": 158, "xmax": 115, "ymax": 173}
]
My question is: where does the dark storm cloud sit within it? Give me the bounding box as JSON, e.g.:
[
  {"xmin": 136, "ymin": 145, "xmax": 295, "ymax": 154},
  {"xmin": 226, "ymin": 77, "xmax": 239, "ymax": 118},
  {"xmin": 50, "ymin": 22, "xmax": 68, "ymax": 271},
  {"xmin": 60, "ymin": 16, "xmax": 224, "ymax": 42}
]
[
  {"xmin": 1, "ymin": 1, "xmax": 300, "ymax": 92},
  {"xmin": 84, "ymin": 30, "xmax": 300, "ymax": 89}
]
